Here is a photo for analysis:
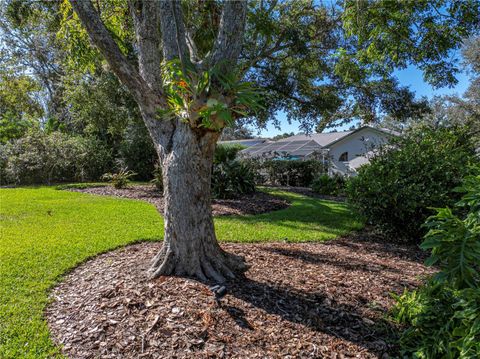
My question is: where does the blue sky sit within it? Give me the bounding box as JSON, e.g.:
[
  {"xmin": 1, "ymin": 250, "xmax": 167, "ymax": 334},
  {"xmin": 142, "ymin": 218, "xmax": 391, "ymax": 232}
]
[{"xmin": 254, "ymin": 64, "xmax": 471, "ymax": 137}]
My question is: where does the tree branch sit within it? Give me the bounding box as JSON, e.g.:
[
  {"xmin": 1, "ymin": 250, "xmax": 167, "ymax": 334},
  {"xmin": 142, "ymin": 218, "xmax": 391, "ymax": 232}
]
[
  {"xmin": 158, "ymin": 1, "xmax": 189, "ymax": 63},
  {"xmin": 69, "ymin": 0, "xmax": 161, "ymax": 108},
  {"xmin": 208, "ymin": 0, "xmax": 248, "ymax": 68},
  {"xmin": 129, "ymin": 0, "xmax": 163, "ymax": 92}
]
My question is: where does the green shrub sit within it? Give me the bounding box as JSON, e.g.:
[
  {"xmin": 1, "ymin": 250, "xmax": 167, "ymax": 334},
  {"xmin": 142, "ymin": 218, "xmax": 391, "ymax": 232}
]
[
  {"xmin": 214, "ymin": 144, "xmax": 246, "ymax": 164},
  {"xmin": 118, "ymin": 122, "xmax": 157, "ymax": 180},
  {"xmin": 1, "ymin": 129, "xmax": 112, "ymax": 185},
  {"xmin": 393, "ymin": 285, "xmax": 480, "ymax": 358},
  {"xmin": 150, "ymin": 163, "xmax": 163, "ymax": 191},
  {"xmin": 210, "ymin": 144, "xmax": 255, "ymax": 199},
  {"xmin": 392, "ymin": 170, "xmax": 480, "ymax": 358},
  {"xmin": 211, "ymin": 160, "xmax": 256, "ymax": 199},
  {"xmin": 101, "ymin": 167, "xmax": 137, "ymax": 189},
  {"xmin": 346, "ymin": 126, "xmax": 477, "ymax": 242},
  {"xmin": 311, "ymin": 174, "xmax": 346, "ymax": 195},
  {"xmin": 249, "ymin": 159, "xmax": 324, "ymax": 187}
]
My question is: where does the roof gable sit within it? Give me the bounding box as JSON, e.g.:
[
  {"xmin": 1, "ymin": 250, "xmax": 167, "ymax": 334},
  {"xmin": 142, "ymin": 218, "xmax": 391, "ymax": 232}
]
[{"xmin": 325, "ymin": 126, "xmax": 398, "ymax": 148}]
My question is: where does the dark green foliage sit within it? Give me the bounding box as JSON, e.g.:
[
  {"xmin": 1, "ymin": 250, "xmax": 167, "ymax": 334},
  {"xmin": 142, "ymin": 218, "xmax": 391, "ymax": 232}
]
[
  {"xmin": 150, "ymin": 163, "xmax": 163, "ymax": 192},
  {"xmin": 1, "ymin": 129, "xmax": 111, "ymax": 185},
  {"xmin": 311, "ymin": 174, "xmax": 346, "ymax": 196},
  {"xmin": 421, "ymin": 172, "xmax": 480, "ymax": 290},
  {"xmin": 346, "ymin": 126, "xmax": 477, "ymax": 242},
  {"xmin": 255, "ymin": 159, "xmax": 324, "ymax": 187},
  {"xmin": 211, "ymin": 144, "xmax": 255, "ymax": 199},
  {"xmin": 392, "ymin": 171, "xmax": 480, "ymax": 358},
  {"xmin": 118, "ymin": 122, "xmax": 157, "ymax": 180},
  {"xmin": 393, "ymin": 285, "xmax": 480, "ymax": 358},
  {"xmin": 214, "ymin": 144, "xmax": 246, "ymax": 164},
  {"xmin": 211, "ymin": 160, "xmax": 256, "ymax": 199},
  {"xmin": 101, "ymin": 168, "xmax": 137, "ymax": 189}
]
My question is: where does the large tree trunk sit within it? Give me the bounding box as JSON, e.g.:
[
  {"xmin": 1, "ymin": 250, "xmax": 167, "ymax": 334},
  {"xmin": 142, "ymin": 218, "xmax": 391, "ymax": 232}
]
[
  {"xmin": 69, "ymin": 0, "xmax": 249, "ymax": 283},
  {"xmin": 148, "ymin": 121, "xmax": 248, "ymax": 283}
]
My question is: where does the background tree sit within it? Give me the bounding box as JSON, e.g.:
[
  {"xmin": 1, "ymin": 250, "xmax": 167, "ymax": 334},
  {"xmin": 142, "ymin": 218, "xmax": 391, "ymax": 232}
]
[{"xmin": 0, "ymin": 68, "xmax": 43, "ymax": 143}]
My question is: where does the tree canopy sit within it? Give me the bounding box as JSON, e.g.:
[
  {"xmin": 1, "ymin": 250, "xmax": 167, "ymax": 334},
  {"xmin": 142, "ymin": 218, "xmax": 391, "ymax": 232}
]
[{"xmin": 2, "ymin": 0, "xmax": 479, "ymax": 136}]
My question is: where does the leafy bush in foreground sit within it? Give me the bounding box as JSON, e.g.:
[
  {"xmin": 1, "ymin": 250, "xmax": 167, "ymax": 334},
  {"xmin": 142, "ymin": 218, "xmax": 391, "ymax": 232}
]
[
  {"xmin": 392, "ymin": 170, "xmax": 480, "ymax": 358},
  {"xmin": 346, "ymin": 126, "xmax": 477, "ymax": 242},
  {"xmin": 311, "ymin": 174, "xmax": 346, "ymax": 196}
]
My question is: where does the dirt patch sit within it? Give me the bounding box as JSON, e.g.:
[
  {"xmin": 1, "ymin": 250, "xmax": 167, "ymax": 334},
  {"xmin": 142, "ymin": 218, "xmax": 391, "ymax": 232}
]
[
  {"xmin": 69, "ymin": 185, "xmax": 289, "ymax": 216},
  {"xmin": 46, "ymin": 233, "xmax": 433, "ymax": 358}
]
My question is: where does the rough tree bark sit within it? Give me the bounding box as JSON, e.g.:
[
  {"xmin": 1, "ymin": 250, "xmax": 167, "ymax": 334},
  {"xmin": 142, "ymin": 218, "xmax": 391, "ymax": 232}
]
[
  {"xmin": 70, "ymin": 0, "xmax": 248, "ymax": 282},
  {"xmin": 150, "ymin": 122, "xmax": 247, "ymax": 282}
]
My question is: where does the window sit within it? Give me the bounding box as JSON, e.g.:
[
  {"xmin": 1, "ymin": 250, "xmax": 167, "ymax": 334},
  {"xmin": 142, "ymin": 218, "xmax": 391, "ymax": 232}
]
[{"xmin": 339, "ymin": 152, "xmax": 348, "ymax": 161}]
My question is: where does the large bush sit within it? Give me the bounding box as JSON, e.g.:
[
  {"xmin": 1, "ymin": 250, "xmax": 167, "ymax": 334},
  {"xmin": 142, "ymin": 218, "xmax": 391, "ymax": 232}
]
[
  {"xmin": 346, "ymin": 126, "xmax": 477, "ymax": 241},
  {"xmin": 392, "ymin": 170, "xmax": 480, "ymax": 358},
  {"xmin": 1, "ymin": 129, "xmax": 112, "ymax": 184}
]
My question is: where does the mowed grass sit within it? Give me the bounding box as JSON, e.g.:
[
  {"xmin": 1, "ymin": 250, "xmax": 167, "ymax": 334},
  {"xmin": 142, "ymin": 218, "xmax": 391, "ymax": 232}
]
[
  {"xmin": 0, "ymin": 186, "xmax": 363, "ymax": 358},
  {"xmin": 216, "ymin": 188, "xmax": 363, "ymax": 242}
]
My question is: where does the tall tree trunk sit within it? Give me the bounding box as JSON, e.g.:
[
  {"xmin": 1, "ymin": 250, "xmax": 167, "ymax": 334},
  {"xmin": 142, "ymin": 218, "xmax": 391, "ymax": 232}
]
[{"xmin": 149, "ymin": 121, "xmax": 248, "ymax": 283}]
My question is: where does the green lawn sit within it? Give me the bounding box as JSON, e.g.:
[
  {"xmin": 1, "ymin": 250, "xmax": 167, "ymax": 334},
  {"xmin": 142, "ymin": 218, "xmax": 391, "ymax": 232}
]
[{"xmin": 0, "ymin": 186, "xmax": 363, "ymax": 358}]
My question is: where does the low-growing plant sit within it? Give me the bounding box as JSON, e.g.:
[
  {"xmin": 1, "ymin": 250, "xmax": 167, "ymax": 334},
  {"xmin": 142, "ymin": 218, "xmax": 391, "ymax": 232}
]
[
  {"xmin": 391, "ymin": 169, "xmax": 480, "ymax": 358},
  {"xmin": 101, "ymin": 167, "xmax": 137, "ymax": 189},
  {"xmin": 150, "ymin": 163, "xmax": 163, "ymax": 192},
  {"xmin": 346, "ymin": 126, "xmax": 477, "ymax": 242},
  {"xmin": 211, "ymin": 160, "xmax": 256, "ymax": 199},
  {"xmin": 311, "ymin": 174, "xmax": 346, "ymax": 196},
  {"xmin": 55, "ymin": 183, "xmax": 107, "ymax": 190}
]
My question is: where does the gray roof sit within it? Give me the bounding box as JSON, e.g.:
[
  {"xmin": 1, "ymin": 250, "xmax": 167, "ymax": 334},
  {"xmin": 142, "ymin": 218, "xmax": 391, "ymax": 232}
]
[
  {"xmin": 278, "ymin": 126, "xmax": 399, "ymax": 147},
  {"xmin": 218, "ymin": 138, "xmax": 267, "ymax": 147},
  {"xmin": 277, "ymin": 131, "xmax": 353, "ymax": 147},
  {"xmin": 239, "ymin": 126, "xmax": 398, "ymax": 158},
  {"xmin": 240, "ymin": 139, "xmax": 323, "ymax": 158}
]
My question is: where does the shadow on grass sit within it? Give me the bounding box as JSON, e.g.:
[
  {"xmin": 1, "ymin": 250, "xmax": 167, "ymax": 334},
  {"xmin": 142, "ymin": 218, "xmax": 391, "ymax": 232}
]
[{"xmin": 222, "ymin": 197, "xmax": 363, "ymax": 236}]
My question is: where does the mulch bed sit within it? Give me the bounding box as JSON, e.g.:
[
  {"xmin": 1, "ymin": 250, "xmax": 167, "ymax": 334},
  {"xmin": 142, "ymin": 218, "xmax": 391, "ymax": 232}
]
[
  {"xmin": 69, "ymin": 185, "xmax": 289, "ymax": 216},
  {"xmin": 46, "ymin": 233, "xmax": 434, "ymax": 358}
]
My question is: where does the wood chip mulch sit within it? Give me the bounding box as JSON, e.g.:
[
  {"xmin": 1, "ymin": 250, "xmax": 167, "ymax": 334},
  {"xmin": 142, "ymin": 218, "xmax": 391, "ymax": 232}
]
[
  {"xmin": 46, "ymin": 233, "xmax": 434, "ymax": 358},
  {"xmin": 68, "ymin": 185, "xmax": 289, "ymax": 216}
]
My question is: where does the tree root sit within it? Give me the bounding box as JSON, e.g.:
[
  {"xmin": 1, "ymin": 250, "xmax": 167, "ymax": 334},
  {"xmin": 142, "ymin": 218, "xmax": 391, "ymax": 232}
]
[{"xmin": 149, "ymin": 243, "xmax": 248, "ymax": 283}]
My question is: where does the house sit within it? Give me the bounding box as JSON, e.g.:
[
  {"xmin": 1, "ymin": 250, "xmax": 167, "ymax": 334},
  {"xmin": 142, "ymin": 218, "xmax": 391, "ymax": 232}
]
[{"xmin": 240, "ymin": 126, "xmax": 398, "ymax": 176}]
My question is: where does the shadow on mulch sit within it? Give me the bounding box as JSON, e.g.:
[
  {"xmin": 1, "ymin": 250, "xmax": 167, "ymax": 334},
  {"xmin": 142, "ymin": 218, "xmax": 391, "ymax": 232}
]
[
  {"xmin": 47, "ymin": 233, "xmax": 434, "ymax": 358},
  {"xmin": 68, "ymin": 185, "xmax": 290, "ymax": 217},
  {"xmin": 226, "ymin": 275, "xmax": 397, "ymax": 354}
]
